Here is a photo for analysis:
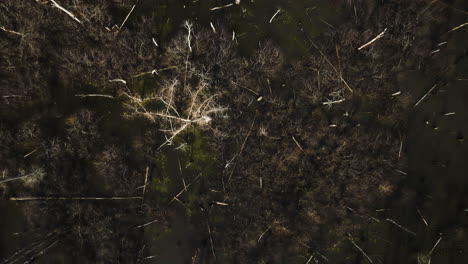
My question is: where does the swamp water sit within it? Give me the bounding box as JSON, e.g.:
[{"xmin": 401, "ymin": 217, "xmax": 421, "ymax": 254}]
[{"xmin": 1, "ymin": 0, "xmax": 467, "ymax": 263}]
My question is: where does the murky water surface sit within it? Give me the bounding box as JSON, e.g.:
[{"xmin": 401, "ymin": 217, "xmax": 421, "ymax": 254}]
[{"xmin": 1, "ymin": 0, "xmax": 467, "ymax": 263}]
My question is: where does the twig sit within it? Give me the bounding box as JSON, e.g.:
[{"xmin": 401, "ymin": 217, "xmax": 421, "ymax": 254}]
[
  {"xmin": 320, "ymin": 18, "xmax": 335, "ymax": 29},
  {"xmin": 292, "ymin": 136, "xmax": 304, "ymax": 152},
  {"xmin": 210, "ymin": 22, "xmax": 216, "ymax": 34},
  {"xmin": 427, "ymin": 237, "xmax": 442, "ymax": 256},
  {"xmin": 207, "ymin": 223, "xmax": 216, "ymax": 259},
  {"xmin": 417, "ymin": 208, "xmax": 429, "ymax": 227},
  {"xmin": 322, "ymin": 98, "xmax": 345, "ymax": 105},
  {"xmin": 157, "ymin": 123, "xmax": 189, "ymax": 150},
  {"xmin": 119, "ymin": 4, "xmax": 136, "ymax": 29},
  {"xmin": 231, "ymin": 81, "xmax": 259, "ymax": 95},
  {"xmin": 269, "ymin": 9, "xmax": 281, "ymax": 23},
  {"xmin": 178, "ymin": 158, "xmax": 187, "ymax": 193},
  {"xmin": 24, "ymin": 148, "xmax": 39, "ymax": 158},
  {"xmin": 257, "ymin": 226, "xmax": 271, "ymax": 242},
  {"xmin": 433, "ymin": 0, "xmax": 468, "ymax": 15},
  {"xmin": 446, "ymin": 22, "xmax": 468, "ymax": 33},
  {"xmin": 75, "ymin": 94, "xmax": 114, "ymax": 99},
  {"xmin": 348, "ymin": 233, "xmax": 373, "ymax": 264},
  {"xmin": 109, "ymin": 78, "xmax": 127, "ymax": 84},
  {"xmin": 0, "ymin": 173, "xmax": 35, "ymax": 184},
  {"xmin": 184, "ymin": 21, "xmax": 193, "ymax": 53},
  {"xmin": 152, "ymin": 37, "xmax": 159, "ymax": 47},
  {"xmin": 398, "ymin": 137, "xmax": 403, "ymax": 160},
  {"xmin": 10, "ymin": 196, "xmax": 143, "ymax": 201},
  {"xmin": 3, "ymin": 231, "xmax": 58, "ymax": 264},
  {"xmin": 414, "ymin": 84, "xmax": 437, "ymax": 108},
  {"xmin": 2, "ymin": 95, "xmax": 25, "ymax": 98},
  {"xmin": 305, "ymin": 255, "xmax": 315, "ymax": 264},
  {"xmin": 24, "ymin": 240, "xmax": 58, "ymax": 263},
  {"xmin": 358, "ymin": 28, "xmax": 387, "ymax": 51},
  {"xmin": 50, "ymin": 0, "xmax": 82, "ymax": 24},
  {"xmin": 314, "ymin": 251, "xmax": 328, "ymax": 262},
  {"xmin": 386, "ymin": 218, "xmax": 416, "ymax": 236},
  {"xmin": 228, "ymin": 114, "xmax": 257, "ymax": 181},
  {"xmin": 187, "ymin": 84, "xmax": 206, "ymax": 120},
  {"xmin": 0, "ymin": 26, "xmax": 26, "ymax": 36},
  {"xmin": 395, "ymin": 169, "xmax": 407, "ymax": 175},
  {"xmin": 310, "ymin": 41, "xmax": 353, "ymax": 92},
  {"xmin": 133, "ymin": 219, "xmax": 158, "ymax": 229},
  {"xmin": 169, "ymin": 160, "xmax": 215, "ymax": 204},
  {"xmin": 155, "ymin": 113, "xmax": 191, "ymax": 122},
  {"xmin": 142, "ymin": 166, "xmax": 149, "ymax": 198},
  {"xmin": 131, "ymin": 66, "xmax": 178, "ymax": 78},
  {"xmin": 210, "ymin": 3, "xmax": 234, "ymax": 11}
]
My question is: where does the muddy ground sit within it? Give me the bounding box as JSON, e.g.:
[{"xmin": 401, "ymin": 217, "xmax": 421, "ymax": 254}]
[{"xmin": 1, "ymin": 0, "xmax": 467, "ymax": 263}]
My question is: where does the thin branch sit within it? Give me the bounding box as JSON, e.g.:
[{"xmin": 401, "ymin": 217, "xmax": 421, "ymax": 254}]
[
  {"xmin": 109, "ymin": 78, "xmax": 127, "ymax": 84},
  {"xmin": 169, "ymin": 160, "xmax": 215, "ymax": 204},
  {"xmin": 24, "ymin": 148, "xmax": 40, "ymax": 158},
  {"xmin": 322, "ymin": 98, "xmax": 345, "ymax": 105},
  {"xmin": 417, "ymin": 208, "xmax": 429, "ymax": 227},
  {"xmin": 427, "ymin": 237, "xmax": 442, "ymax": 256},
  {"xmin": 358, "ymin": 28, "xmax": 387, "ymax": 51},
  {"xmin": 292, "ymin": 136, "xmax": 304, "ymax": 152},
  {"xmin": 210, "ymin": 3, "xmax": 234, "ymax": 11},
  {"xmin": 184, "ymin": 21, "xmax": 193, "ymax": 53},
  {"xmin": 10, "ymin": 196, "xmax": 143, "ymax": 201},
  {"xmin": 50, "ymin": 0, "xmax": 82, "ymax": 24},
  {"xmin": 0, "ymin": 26, "xmax": 26, "ymax": 36},
  {"xmin": 446, "ymin": 22, "xmax": 468, "ymax": 33},
  {"xmin": 386, "ymin": 218, "xmax": 416, "ymax": 236},
  {"xmin": 310, "ymin": 41, "xmax": 353, "ymax": 92},
  {"xmin": 305, "ymin": 255, "xmax": 315, "ymax": 264},
  {"xmin": 269, "ymin": 9, "xmax": 281, "ymax": 23},
  {"xmin": 142, "ymin": 166, "xmax": 149, "ymax": 199},
  {"xmin": 414, "ymin": 84, "xmax": 437, "ymax": 108},
  {"xmin": 257, "ymin": 226, "xmax": 271, "ymax": 242},
  {"xmin": 75, "ymin": 94, "xmax": 114, "ymax": 99},
  {"xmin": 119, "ymin": 4, "xmax": 136, "ymax": 29},
  {"xmin": 24, "ymin": 240, "xmax": 59, "ymax": 263},
  {"xmin": 152, "ymin": 37, "xmax": 159, "ymax": 47},
  {"xmin": 2, "ymin": 231, "xmax": 58, "ymax": 264},
  {"xmin": 131, "ymin": 66, "xmax": 178, "ymax": 78},
  {"xmin": 398, "ymin": 137, "xmax": 403, "ymax": 160},
  {"xmin": 133, "ymin": 219, "xmax": 158, "ymax": 229},
  {"xmin": 0, "ymin": 173, "xmax": 35, "ymax": 184},
  {"xmin": 348, "ymin": 233, "xmax": 373, "ymax": 264},
  {"xmin": 228, "ymin": 114, "xmax": 257, "ymax": 181},
  {"xmin": 207, "ymin": 223, "xmax": 216, "ymax": 259},
  {"xmin": 157, "ymin": 123, "xmax": 189, "ymax": 150},
  {"xmin": 395, "ymin": 169, "xmax": 408, "ymax": 175},
  {"xmin": 231, "ymin": 81, "xmax": 259, "ymax": 95},
  {"xmin": 210, "ymin": 22, "xmax": 216, "ymax": 34}
]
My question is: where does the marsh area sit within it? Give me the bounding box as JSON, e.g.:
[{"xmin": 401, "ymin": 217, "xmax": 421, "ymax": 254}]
[{"xmin": 1, "ymin": 0, "xmax": 468, "ymax": 263}]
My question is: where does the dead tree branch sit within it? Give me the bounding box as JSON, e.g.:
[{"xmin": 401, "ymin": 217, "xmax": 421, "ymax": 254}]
[{"xmin": 50, "ymin": 0, "xmax": 82, "ymax": 24}]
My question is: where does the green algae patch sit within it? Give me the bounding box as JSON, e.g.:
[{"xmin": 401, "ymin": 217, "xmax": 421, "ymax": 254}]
[{"xmin": 147, "ymin": 126, "xmax": 216, "ymax": 207}]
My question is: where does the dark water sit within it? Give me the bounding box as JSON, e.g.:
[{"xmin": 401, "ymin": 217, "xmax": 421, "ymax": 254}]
[{"xmin": 1, "ymin": 0, "xmax": 467, "ymax": 263}]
